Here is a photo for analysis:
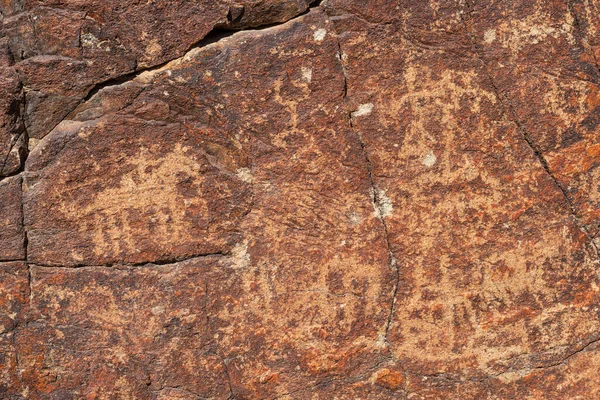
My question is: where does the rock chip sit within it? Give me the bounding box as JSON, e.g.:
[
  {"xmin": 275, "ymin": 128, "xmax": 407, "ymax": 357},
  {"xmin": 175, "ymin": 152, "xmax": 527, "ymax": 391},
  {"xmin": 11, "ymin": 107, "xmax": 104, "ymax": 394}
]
[
  {"xmin": 1, "ymin": 0, "xmax": 316, "ymax": 139},
  {"xmin": 0, "ymin": 39, "xmax": 25, "ymax": 177}
]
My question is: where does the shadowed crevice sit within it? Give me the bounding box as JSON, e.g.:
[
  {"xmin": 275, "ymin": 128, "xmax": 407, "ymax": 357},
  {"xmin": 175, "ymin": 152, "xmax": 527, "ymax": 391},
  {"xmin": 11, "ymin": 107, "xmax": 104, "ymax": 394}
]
[{"xmin": 29, "ymin": 251, "xmax": 229, "ymax": 269}]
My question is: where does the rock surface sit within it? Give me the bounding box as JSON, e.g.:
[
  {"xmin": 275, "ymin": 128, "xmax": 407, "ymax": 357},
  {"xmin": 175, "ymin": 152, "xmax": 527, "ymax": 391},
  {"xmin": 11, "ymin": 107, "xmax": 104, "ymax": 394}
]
[
  {"xmin": 1, "ymin": 0, "xmax": 316, "ymax": 140},
  {"xmin": 0, "ymin": 38, "xmax": 25, "ymax": 177},
  {"xmin": 0, "ymin": 175, "xmax": 24, "ymax": 261},
  {"xmin": 2, "ymin": 0, "xmax": 600, "ymax": 398}
]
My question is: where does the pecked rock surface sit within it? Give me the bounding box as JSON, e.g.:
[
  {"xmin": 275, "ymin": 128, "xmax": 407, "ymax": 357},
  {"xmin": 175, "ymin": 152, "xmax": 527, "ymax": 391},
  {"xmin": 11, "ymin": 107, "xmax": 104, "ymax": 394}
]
[{"xmin": 2, "ymin": 0, "xmax": 600, "ymax": 399}]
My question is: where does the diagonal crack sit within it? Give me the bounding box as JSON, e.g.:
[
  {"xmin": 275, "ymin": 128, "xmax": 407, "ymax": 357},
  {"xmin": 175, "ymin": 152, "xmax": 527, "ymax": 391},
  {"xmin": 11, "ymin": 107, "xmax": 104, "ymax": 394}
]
[
  {"xmin": 44, "ymin": 2, "xmax": 325, "ymax": 136},
  {"xmin": 13, "ymin": 92, "xmax": 31, "ymax": 389},
  {"xmin": 331, "ymin": 24, "xmax": 401, "ymax": 356},
  {"xmin": 20, "ymin": 177, "xmax": 30, "ymax": 296},
  {"xmin": 459, "ymin": 0, "xmax": 600, "ymax": 260},
  {"xmin": 213, "ymin": 352, "xmax": 236, "ymax": 400},
  {"xmin": 455, "ymin": 0, "xmax": 600, "ymax": 383},
  {"xmin": 530, "ymin": 333, "xmax": 600, "ymax": 371},
  {"xmin": 20, "ymin": 93, "xmax": 30, "ymax": 267},
  {"xmin": 408, "ymin": 332, "xmax": 600, "ymax": 391}
]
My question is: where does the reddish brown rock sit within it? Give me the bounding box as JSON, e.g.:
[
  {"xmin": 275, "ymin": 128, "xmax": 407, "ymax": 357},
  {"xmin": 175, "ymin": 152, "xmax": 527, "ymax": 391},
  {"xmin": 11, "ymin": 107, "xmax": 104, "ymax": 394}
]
[
  {"xmin": 571, "ymin": 0, "xmax": 600, "ymax": 66},
  {"xmin": 330, "ymin": 0, "xmax": 600, "ymax": 392},
  {"xmin": 404, "ymin": 341, "xmax": 600, "ymax": 399},
  {"xmin": 24, "ymin": 114, "xmax": 253, "ymax": 266},
  {"xmin": 462, "ymin": 0, "xmax": 600, "ymax": 236},
  {"xmin": 0, "ymin": 175, "xmax": 24, "ymax": 261},
  {"xmin": 0, "ymin": 39, "xmax": 25, "ymax": 177},
  {"xmin": 0, "ymin": 261, "xmax": 28, "ymax": 398},
  {"xmin": 1, "ymin": 0, "xmax": 316, "ymax": 139},
  {"xmin": 18, "ymin": 261, "xmax": 231, "ymax": 398},
  {"xmin": 0, "ymin": 261, "xmax": 27, "ymax": 335},
  {"xmin": 2, "ymin": 0, "xmax": 600, "ymax": 398},
  {"xmin": 18, "ymin": 258, "xmax": 397, "ymax": 399},
  {"xmin": 20, "ymin": 11, "xmax": 395, "ymax": 398}
]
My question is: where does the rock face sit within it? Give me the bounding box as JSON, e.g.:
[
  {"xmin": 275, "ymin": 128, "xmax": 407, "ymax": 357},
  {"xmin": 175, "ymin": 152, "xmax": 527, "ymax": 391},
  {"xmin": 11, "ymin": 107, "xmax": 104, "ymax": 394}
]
[
  {"xmin": 0, "ymin": 38, "xmax": 25, "ymax": 178},
  {"xmin": 0, "ymin": 175, "xmax": 24, "ymax": 260},
  {"xmin": 2, "ymin": 0, "xmax": 600, "ymax": 398},
  {"xmin": 1, "ymin": 0, "xmax": 316, "ymax": 140}
]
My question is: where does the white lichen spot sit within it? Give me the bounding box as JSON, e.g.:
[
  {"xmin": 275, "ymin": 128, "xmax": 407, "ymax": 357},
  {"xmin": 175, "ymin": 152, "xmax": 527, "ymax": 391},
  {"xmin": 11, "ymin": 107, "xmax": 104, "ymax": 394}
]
[
  {"xmin": 313, "ymin": 29, "xmax": 327, "ymax": 42},
  {"xmin": 80, "ymin": 33, "xmax": 99, "ymax": 48},
  {"xmin": 376, "ymin": 333, "xmax": 388, "ymax": 348},
  {"xmin": 71, "ymin": 251, "xmax": 84, "ymax": 262},
  {"xmin": 422, "ymin": 151, "xmax": 437, "ymax": 168},
  {"xmin": 77, "ymin": 127, "xmax": 93, "ymax": 139},
  {"xmin": 232, "ymin": 240, "xmax": 250, "ymax": 269},
  {"xmin": 348, "ymin": 212, "xmax": 363, "ymax": 226},
  {"xmin": 151, "ymin": 306, "xmax": 165, "ymax": 315},
  {"xmin": 372, "ymin": 187, "xmax": 393, "ymax": 219},
  {"xmin": 301, "ymin": 66, "xmax": 312, "ymax": 83},
  {"xmin": 528, "ymin": 26, "xmax": 553, "ymax": 44},
  {"xmin": 183, "ymin": 47, "xmax": 201, "ymax": 62},
  {"xmin": 484, "ymin": 29, "xmax": 496, "ymax": 44},
  {"xmin": 28, "ymin": 138, "xmax": 40, "ymax": 151},
  {"xmin": 351, "ymin": 103, "xmax": 374, "ymax": 119},
  {"xmin": 236, "ymin": 167, "xmax": 253, "ymax": 183}
]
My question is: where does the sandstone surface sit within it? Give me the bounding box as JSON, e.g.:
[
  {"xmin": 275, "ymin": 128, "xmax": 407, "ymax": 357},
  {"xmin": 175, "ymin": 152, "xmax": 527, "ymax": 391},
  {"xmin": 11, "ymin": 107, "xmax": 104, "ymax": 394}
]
[{"xmin": 2, "ymin": 0, "xmax": 600, "ymax": 398}]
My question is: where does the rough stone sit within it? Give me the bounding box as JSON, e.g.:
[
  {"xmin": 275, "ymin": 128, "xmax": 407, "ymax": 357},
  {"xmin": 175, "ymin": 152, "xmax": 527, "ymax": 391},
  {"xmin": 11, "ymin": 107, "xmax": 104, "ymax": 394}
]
[
  {"xmin": 0, "ymin": 38, "xmax": 25, "ymax": 177},
  {"xmin": 1, "ymin": 0, "xmax": 316, "ymax": 140},
  {"xmin": 18, "ymin": 11, "xmax": 394, "ymax": 397},
  {"xmin": 0, "ymin": 175, "xmax": 24, "ymax": 261},
  {"xmin": 332, "ymin": 1, "xmax": 600, "ymax": 377},
  {"xmin": 464, "ymin": 0, "xmax": 600, "ymax": 238},
  {"xmin": 0, "ymin": 261, "xmax": 27, "ymax": 335},
  {"xmin": 0, "ymin": 261, "xmax": 28, "ymax": 398},
  {"xmin": 2, "ymin": 0, "xmax": 600, "ymax": 398}
]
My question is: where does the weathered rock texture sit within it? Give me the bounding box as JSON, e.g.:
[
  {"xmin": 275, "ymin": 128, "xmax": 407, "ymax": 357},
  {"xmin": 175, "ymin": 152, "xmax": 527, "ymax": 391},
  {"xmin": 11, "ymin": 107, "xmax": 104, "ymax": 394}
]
[{"xmin": 2, "ymin": 0, "xmax": 600, "ymax": 398}]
